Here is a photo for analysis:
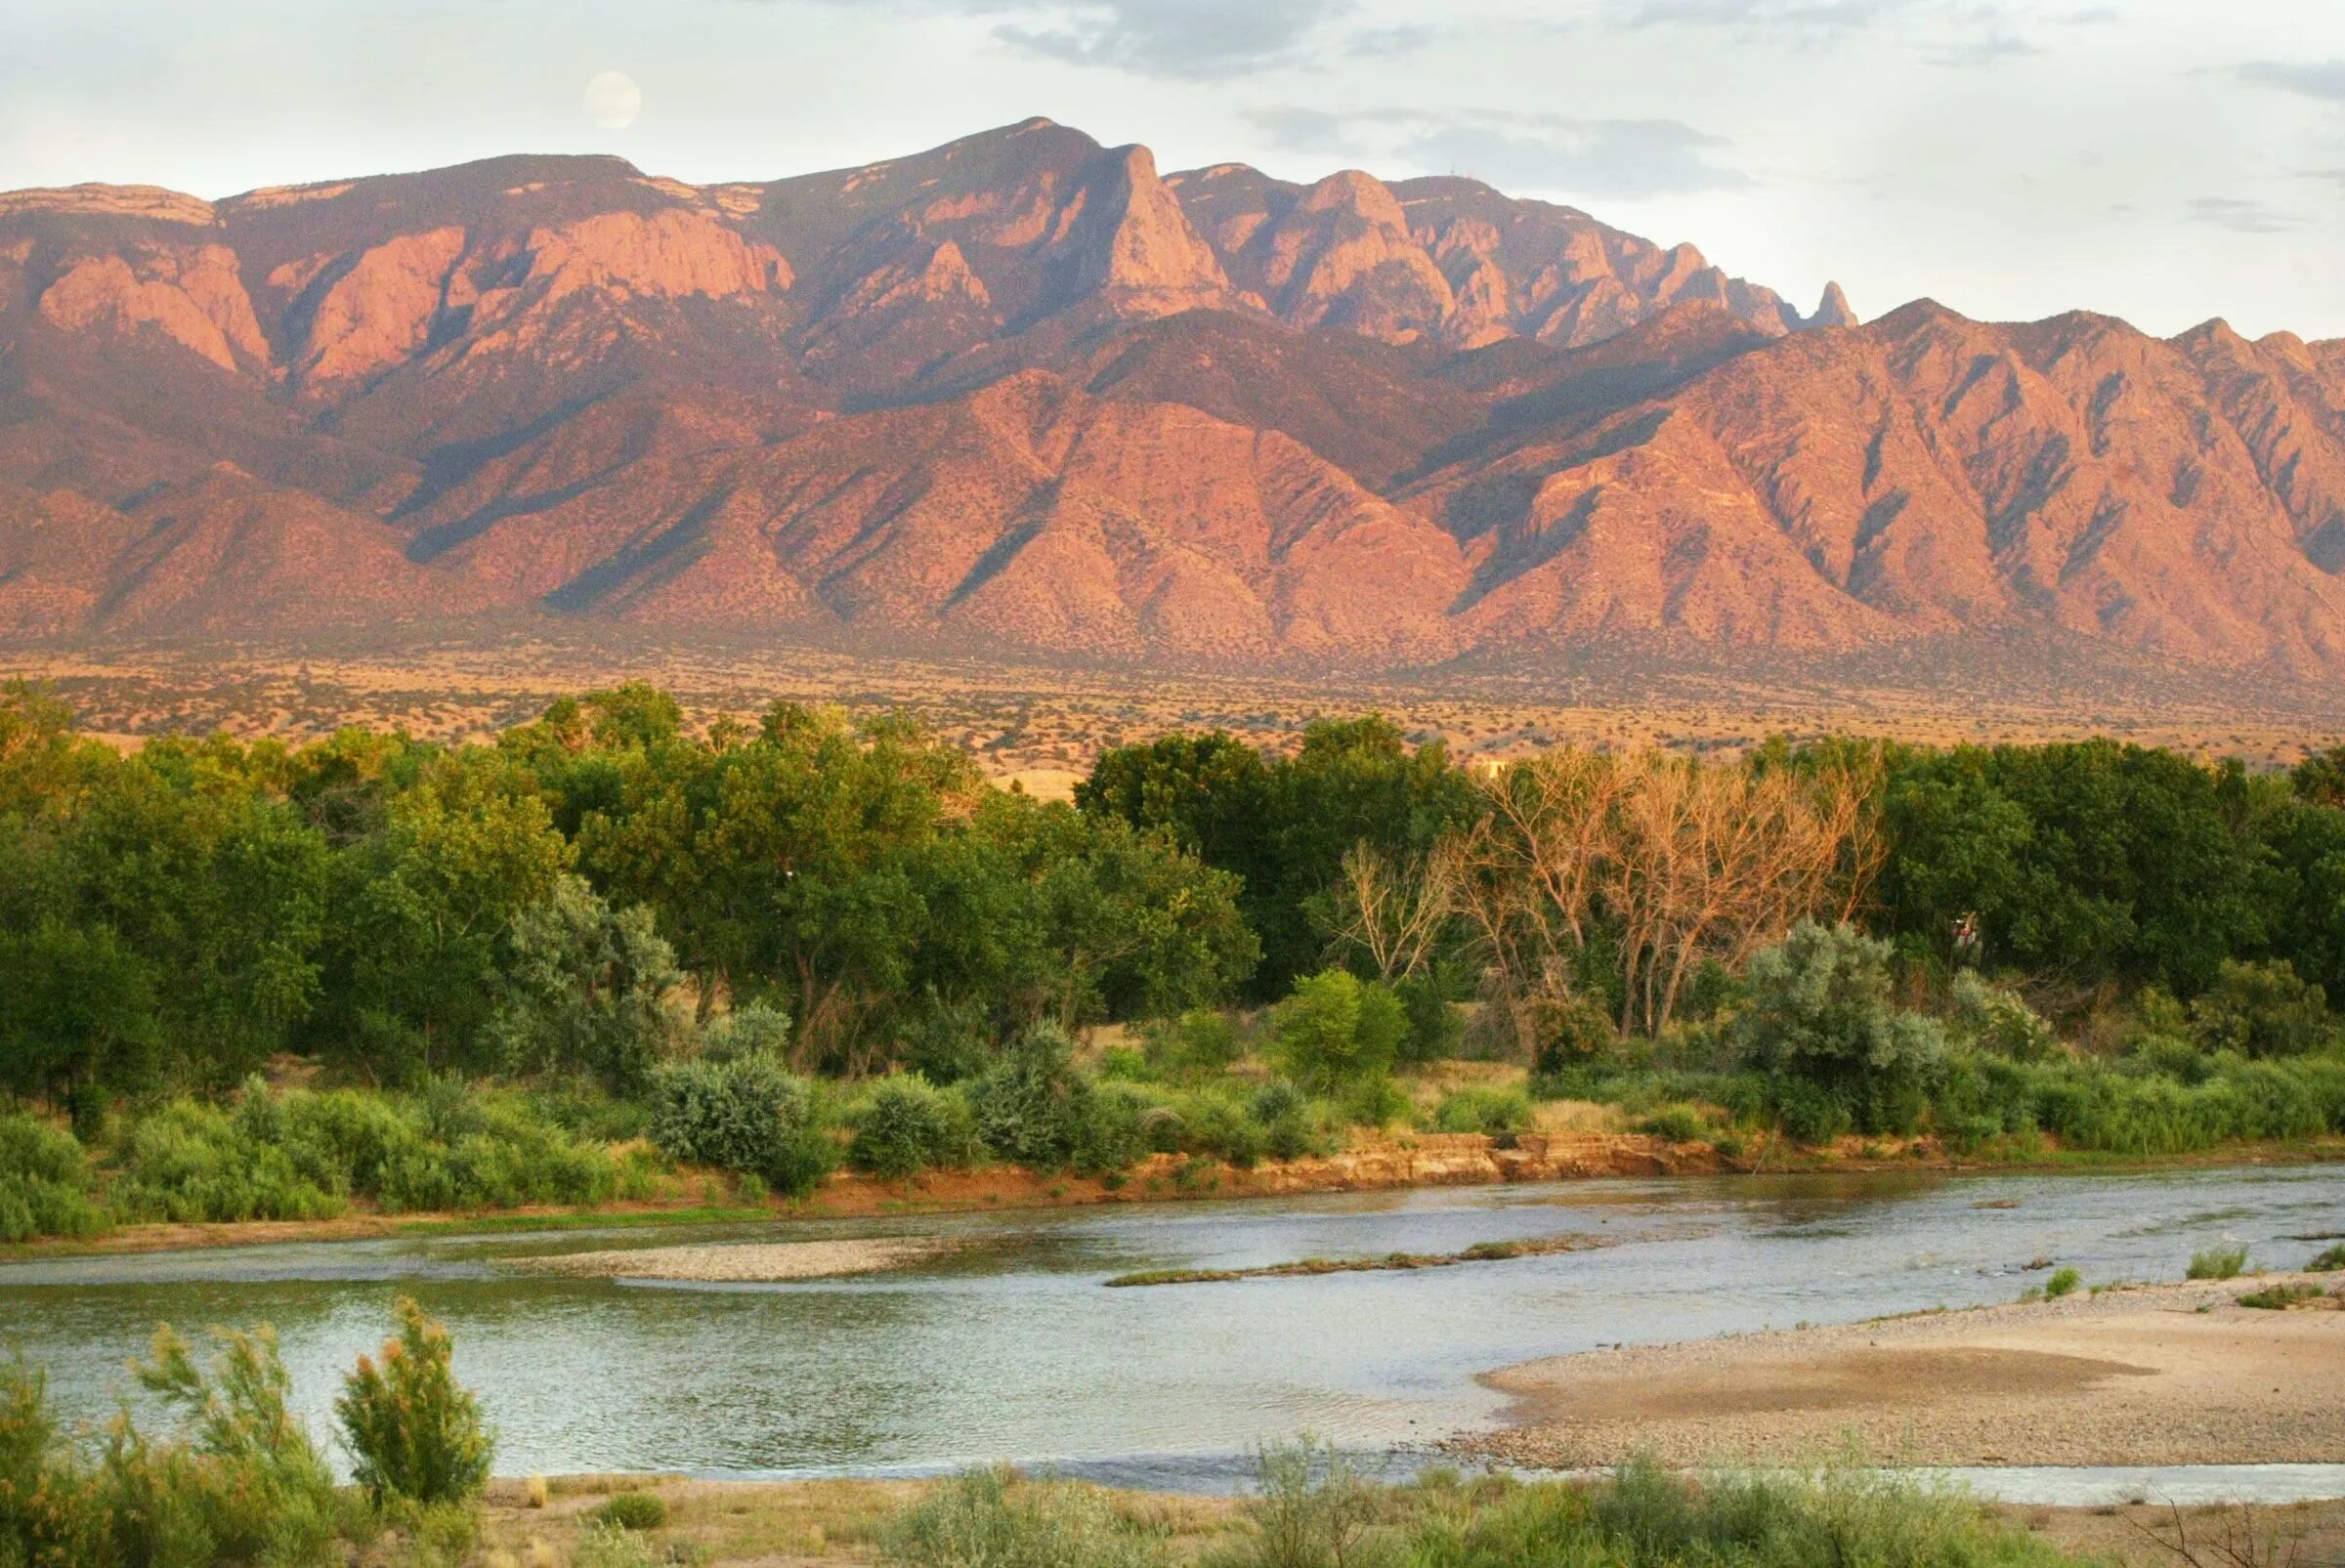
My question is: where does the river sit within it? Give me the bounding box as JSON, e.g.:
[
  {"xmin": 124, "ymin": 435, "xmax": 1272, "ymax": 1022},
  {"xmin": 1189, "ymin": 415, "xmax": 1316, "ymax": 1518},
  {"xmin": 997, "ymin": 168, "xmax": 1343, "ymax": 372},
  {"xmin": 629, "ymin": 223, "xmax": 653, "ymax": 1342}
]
[{"xmin": 3, "ymin": 1164, "xmax": 2339, "ymax": 1493}]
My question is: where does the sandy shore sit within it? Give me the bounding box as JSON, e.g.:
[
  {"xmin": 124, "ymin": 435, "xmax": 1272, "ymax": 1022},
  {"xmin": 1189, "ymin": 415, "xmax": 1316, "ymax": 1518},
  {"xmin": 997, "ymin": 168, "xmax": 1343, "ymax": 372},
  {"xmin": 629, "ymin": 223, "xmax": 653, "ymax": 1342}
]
[
  {"xmin": 1464, "ymin": 1275, "xmax": 2345, "ymax": 1469},
  {"xmin": 506, "ymin": 1236, "xmax": 955, "ymax": 1282}
]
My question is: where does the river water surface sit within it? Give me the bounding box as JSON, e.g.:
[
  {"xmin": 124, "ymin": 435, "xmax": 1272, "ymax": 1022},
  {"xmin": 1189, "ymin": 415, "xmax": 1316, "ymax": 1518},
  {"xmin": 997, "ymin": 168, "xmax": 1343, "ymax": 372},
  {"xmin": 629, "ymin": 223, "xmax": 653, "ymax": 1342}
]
[{"xmin": 3, "ymin": 1164, "xmax": 2340, "ymax": 1489}]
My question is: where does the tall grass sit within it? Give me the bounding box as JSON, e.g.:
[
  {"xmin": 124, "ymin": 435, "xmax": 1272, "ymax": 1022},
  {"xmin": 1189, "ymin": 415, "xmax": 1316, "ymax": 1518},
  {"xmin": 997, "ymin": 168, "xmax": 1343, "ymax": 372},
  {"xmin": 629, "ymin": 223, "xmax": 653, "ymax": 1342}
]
[
  {"xmin": 2188, "ymin": 1245, "xmax": 2249, "ymax": 1280},
  {"xmin": 878, "ymin": 1451, "xmax": 2095, "ymax": 1568},
  {"xmin": 881, "ymin": 1466, "xmax": 1170, "ymax": 1568}
]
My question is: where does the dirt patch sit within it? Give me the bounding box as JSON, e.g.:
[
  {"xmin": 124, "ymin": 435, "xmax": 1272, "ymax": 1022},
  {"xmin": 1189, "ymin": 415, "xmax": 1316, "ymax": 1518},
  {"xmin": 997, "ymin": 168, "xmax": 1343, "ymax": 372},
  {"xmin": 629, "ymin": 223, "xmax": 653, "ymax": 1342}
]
[
  {"xmin": 508, "ymin": 1236, "xmax": 954, "ymax": 1283},
  {"xmin": 1464, "ymin": 1277, "xmax": 2345, "ymax": 1468}
]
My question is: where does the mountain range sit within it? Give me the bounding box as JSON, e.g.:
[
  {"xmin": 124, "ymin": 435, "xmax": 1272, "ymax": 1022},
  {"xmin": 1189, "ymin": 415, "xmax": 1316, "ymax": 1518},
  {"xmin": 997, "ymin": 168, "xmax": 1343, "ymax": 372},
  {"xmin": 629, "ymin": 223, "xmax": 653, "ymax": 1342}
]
[{"xmin": 4, "ymin": 116, "xmax": 2343, "ymax": 681}]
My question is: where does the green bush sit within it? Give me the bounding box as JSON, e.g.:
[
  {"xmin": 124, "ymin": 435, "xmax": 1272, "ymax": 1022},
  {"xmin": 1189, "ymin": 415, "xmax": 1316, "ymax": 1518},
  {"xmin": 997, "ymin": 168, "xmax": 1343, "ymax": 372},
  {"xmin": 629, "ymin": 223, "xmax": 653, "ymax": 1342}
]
[
  {"xmin": 113, "ymin": 1099, "xmax": 346, "ymax": 1226},
  {"xmin": 1433, "ymin": 1087, "xmax": 1532, "ymax": 1138},
  {"xmin": 2043, "ymin": 1266, "xmax": 2080, "ymax": 1299},
  {"xmin": 0, "ymin": 1113, "xmax": 109, "ymax": 1244},
  {"xmin": 2188, "ymin": 1245, "xmax": 2248, "ymax": 1280},
  {"xmin": 2238, "ymin": 1282, "xmax": 2324, "ymax": 1309},
  {"xmin": 591, "ymin": 1490, "xmax": 669, "ymax": 1531},
  {"xmin": 649, "ymin": 1055, "xmax": 831, "ymax": 1197},
  {"xmin": 966, "ymin": 1023, "xmax": 1085, "ymax": 1167},
  {"xmin": 573, "ymin": 1520, "xmax": 662, "ymax": 1568},
  {"xmin": 107, "ymin": 1083, "xmax": 626, "ymax": 1230},
  {"xmin": 0, "ymin": 1350, "xmax": 101, "ymax": 1565},
  {"xmin": 1385, "ymin": 1460, "xmax": 2086, "ymax": 1567},
  {"xmin": 1946, "ymin": 972, "xmax": 2058, "ymax": 1061},
  {"xmin": 2190, "ymin": 959, "xmax": 2332, "ymax": 1058},
  {"xmin": 1530, "ymin": 992, "xmax": 1620, "ymax": 1075},
  {"xmin": 881, "ymin": 1466, "xmax": 1168, "ymax": 1568},
  {"xmin": 697, "ymin": 1000, "xmax": 792, "ymax": 1063},
  {"xmin": 849, "ymin": 1076, "xmax": 981, "ymax": 1179},
  {"xmin": 1142, "ymin": 1010, "xmax": 1243, "ymax": 1075},
  {"xmin": 1393, "ymin": 974, "xmax": 1463, "ymax": 1067},
  {"xmin": 1269, "ymin": 971, "xmax": 1405, "ymax": 1092},
  {"xmin": 1738, "ymin": 922, "xmax": 1948, "ymax": 1136},
  {"xmin": 2308, "ymin": 1242, "xmax": 2345, "ymax": 1272},
  {"xmin": 335, "ymin": 1297, "xmax": 492, "ymax": 1506},
  {"xmin": 1249, "ymin": 1081, "xmax": 1322, "ymax": 1163},
  {"xmin": 1637, "ymin": 1104, "xmax": 1710, "ymax": 1145}
]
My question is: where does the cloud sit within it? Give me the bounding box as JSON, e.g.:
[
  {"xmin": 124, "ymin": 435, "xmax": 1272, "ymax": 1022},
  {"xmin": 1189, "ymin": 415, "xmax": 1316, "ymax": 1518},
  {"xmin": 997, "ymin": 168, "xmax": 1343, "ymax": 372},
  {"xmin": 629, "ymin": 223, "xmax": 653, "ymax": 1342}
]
[
  {"xmin": 1343, "ymin": 22, "xmax": 1444, "ymax": 59},
  {"xmin": 988, "ymin": 0, "xmax": 1352, "ymax": 78},
  {"xmin": 1250, "ymin": 105, "xmax": 1749, "ymax": 200},
  {"xmin": 1400, "ymin": 117, "xmax": 1749, "ymax": 199},
  {"xmin": 1243, "ymin": 106, "xmax": 1353, "ymax": 153},
  {"xmin": 2186, "ymin": 195, "xmax": 2302, "ymax": 233},
  {"xmin": 1928, "ymin": 32, "xmax": 2040, "ymax": 66},
  {"xmin": 2237, "ymin": 58, "xmax": 2345, "ymax": 103},
  {"xmin": 1611, "ymin": 0, "xmax": 1900, "ymax": 39}
]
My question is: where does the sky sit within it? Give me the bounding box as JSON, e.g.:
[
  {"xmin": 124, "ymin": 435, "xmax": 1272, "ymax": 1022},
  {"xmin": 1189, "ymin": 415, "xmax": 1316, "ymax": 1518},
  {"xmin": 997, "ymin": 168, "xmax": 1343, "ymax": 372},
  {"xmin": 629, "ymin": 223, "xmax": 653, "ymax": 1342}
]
[{"xmin": 3, "ymin": 0, "xmax": 2342, "ymax": 339}]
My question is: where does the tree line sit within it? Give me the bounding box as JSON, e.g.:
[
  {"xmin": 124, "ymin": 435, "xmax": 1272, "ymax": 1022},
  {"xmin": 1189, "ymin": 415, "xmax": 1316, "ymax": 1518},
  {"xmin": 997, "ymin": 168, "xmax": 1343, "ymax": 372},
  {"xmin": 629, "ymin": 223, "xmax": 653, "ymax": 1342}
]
[{"xmin": 9, "ymin": 677, "xmax": 2345, "ymax": 1119}]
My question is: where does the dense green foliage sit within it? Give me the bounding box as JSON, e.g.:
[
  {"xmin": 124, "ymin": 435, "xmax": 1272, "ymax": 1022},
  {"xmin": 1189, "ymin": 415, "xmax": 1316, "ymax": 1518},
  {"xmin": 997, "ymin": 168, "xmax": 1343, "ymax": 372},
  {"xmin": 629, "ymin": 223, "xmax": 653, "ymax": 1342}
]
[
  {"xmin": 9, "ymin": 682, "xmax": 2345, "ymax": 1246},
  {"xmin": 1268, "ymin": 971, "xmax": 1406, "ymax": 1094},
  {"xmin": 1078, "ymin": 717, "xmax": 1479, "ymax": 999},
  {"xmin": 1, "ymin": 1302, "xmax": 502, "ymax": 1568},
  {"xmin": 0, "ymin": 1324, "xmax": 340, "ymax": 1567},
  {"xmin": 0, "ymin": 682, "xmax": 1252, "ymax": 1096}
]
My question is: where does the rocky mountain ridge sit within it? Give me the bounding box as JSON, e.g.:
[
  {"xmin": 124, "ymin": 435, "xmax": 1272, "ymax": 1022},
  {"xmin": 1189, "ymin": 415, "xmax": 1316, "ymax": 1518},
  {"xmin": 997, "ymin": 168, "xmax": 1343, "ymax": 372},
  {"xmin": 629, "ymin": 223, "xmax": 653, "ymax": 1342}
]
[{"xmin": 3, "ymin": 117, "xmax": 2341, "ymax": 681}]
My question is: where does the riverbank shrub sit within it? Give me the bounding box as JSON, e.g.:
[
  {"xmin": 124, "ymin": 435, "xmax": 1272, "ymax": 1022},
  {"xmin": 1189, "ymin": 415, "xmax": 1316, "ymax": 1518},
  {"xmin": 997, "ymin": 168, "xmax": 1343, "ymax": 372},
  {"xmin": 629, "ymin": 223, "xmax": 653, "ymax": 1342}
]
[
  {"xmin": 1270, "ymin": 971, "xmax": 1405, "ymax": 1093},
  {"xmin": 107, "ymin": 1082, "xmax": 625, "ymax": 1226},
  {"xmin": 2188, "ymin": 1245, "xmax": 2249, "ymax": 1280},
  {"xmin": 336, "ymin": 1298, "xmax": 492, "ymax": 1506},
  {"xmin": 1432, "ymin": 1086, "xmax": 1532, "ymax": 1138},
  {"xmin": 882, "ymin": 1466, "xmax": 1170, "ymax": 1568},
  {"xmin": 103, "ymin": 1324, "xmax": 342, "ymax": 1566},
  {"xmin": 2189, "ymin": 959, "xmax": 2334, "ymax": 1058},
  {"xmin": 0, "ymin": 1112, "xmax": 109, "ymax": 1244},
  {"xmin": 849, "ymin": 1076, "xmax": 982, "ymax": 1178},
  {"xmin": 590, "ymin": 1491, "xmax": 667, "ymax": 1531},
  {"xmin": 1380, "ymin": 1461, "xmax": 2085, "ymax": 1567},
  {"xmin": 962, "ymin": 1024, "xmax": 1150, "ymax": 1173},
  {"xmin": 649, "ymin": 1056, "xmax": 831, "ymax": 1197},
  {"xmin": 1735, "ymin": 922, "xmax": 1948, "ymax": 1137}
]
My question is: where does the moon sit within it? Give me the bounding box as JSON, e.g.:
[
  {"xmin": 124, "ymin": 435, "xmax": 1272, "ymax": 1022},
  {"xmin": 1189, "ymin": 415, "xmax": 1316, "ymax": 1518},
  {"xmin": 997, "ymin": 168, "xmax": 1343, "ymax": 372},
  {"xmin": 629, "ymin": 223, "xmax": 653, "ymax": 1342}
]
[{"xmin": 584, "ymin": 71, "xmax": 642, "ymax": 131}]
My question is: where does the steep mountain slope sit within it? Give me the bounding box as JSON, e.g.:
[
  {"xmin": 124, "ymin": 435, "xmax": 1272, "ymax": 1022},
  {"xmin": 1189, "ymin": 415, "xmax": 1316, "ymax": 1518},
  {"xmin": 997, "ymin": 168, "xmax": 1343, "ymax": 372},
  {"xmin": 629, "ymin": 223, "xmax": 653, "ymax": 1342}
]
[{"xmin": 2, "ymin": 117, "xmax": 2341, "ymax": 682}]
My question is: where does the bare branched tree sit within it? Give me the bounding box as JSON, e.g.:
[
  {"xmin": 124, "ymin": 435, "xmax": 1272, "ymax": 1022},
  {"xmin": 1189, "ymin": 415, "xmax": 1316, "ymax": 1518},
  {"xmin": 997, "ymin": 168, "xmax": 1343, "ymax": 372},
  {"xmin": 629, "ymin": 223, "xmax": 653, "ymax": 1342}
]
[
  {"xmin": 1325, "ymin": 838, "xmax": 1461, "ymax": 980},
  {"xmin": 1443, "ymin": 745, "xmax": 1885, "ymax": 1042}
]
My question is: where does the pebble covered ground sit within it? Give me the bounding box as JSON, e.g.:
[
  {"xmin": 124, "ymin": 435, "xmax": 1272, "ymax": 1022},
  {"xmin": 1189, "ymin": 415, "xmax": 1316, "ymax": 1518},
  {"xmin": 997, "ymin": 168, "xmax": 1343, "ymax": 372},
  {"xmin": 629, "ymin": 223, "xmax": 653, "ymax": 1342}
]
[{"xmin": 508, "ymin": 1236, "xmax": 954, "ymax": 1282}]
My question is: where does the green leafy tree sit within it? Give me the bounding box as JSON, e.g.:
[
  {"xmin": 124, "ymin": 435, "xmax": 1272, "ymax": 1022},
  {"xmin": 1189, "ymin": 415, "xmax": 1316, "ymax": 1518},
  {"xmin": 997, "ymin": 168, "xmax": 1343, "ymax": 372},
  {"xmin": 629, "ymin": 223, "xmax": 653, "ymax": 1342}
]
[
  {"xmin": 0, "ymin": 919, "xmax": 164, "ymax": 1112},
  {"xmin": 490, "ymin": 874, "xmax": 680, "ymax": 1091},
  {"xmin": 2189, "ymin": 958, "xmax": 2332, "ymax": 1058},
  {"xmin": 579, "ymin": 704, "xmax": 971, "ymax": 1066},
  {"xmin": 313, "ymin": 748, "xmax": 570, "ymax": 1080}
]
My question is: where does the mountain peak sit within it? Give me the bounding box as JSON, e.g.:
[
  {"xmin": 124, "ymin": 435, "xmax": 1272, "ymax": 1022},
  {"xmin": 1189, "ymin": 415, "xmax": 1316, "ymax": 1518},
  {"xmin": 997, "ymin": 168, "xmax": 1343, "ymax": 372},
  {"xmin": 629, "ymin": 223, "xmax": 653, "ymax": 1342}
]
[{"xmin": 1808, "ymin": 281, "xmax": 1857, "ymax": 329}]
